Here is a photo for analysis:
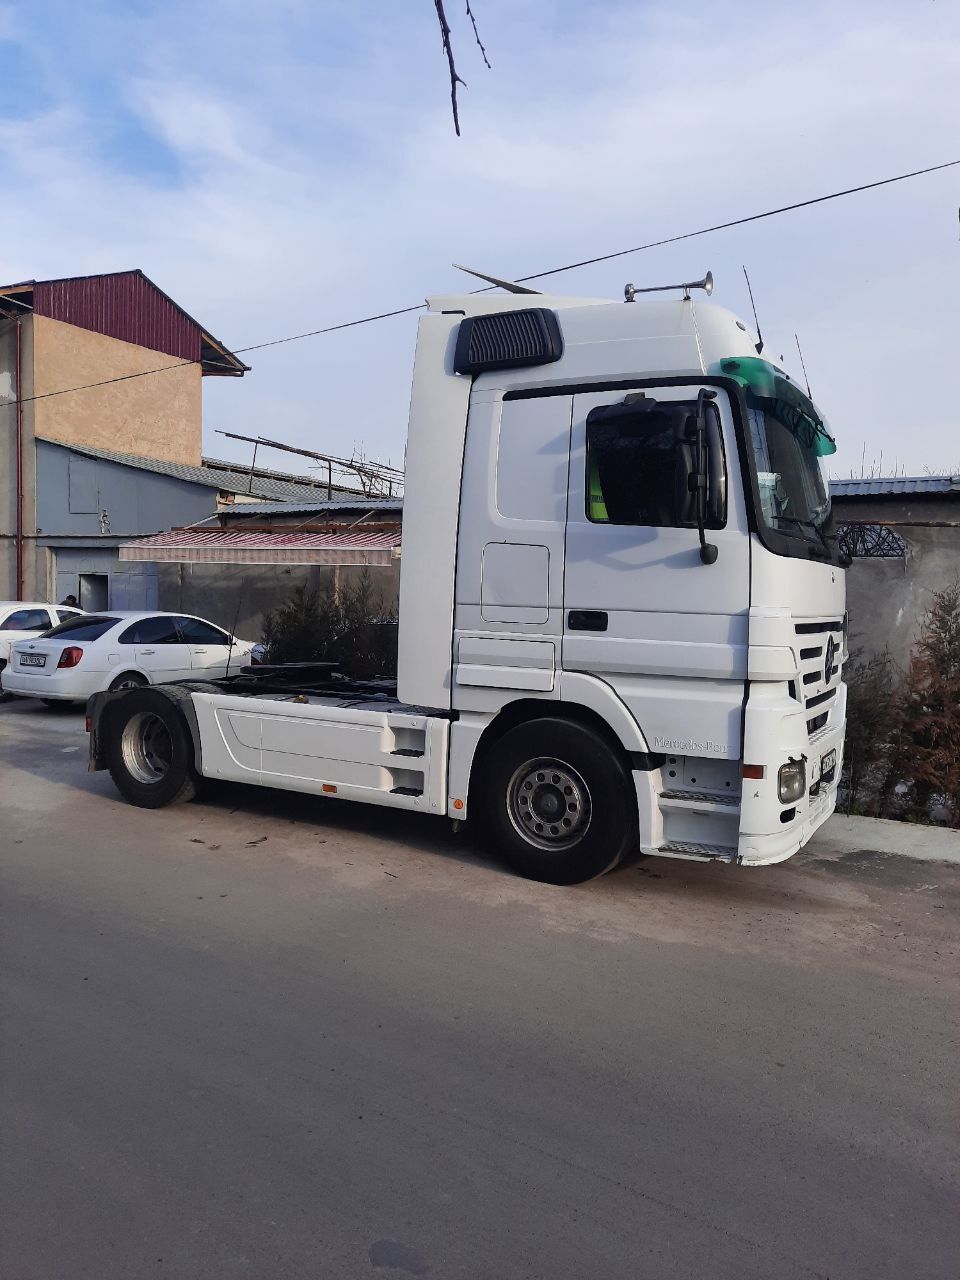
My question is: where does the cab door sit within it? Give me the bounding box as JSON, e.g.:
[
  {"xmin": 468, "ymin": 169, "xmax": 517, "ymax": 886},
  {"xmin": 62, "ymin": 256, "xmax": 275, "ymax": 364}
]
[{"xmin": 562, "ymin": 384, "xmax": 751, "ymax": 759}]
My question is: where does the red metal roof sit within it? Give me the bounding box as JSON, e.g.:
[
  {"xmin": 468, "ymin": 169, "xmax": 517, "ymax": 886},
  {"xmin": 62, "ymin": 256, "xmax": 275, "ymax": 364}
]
[
  {"xmin": 119, "ymin": 527, "xmax": 400, "ymax": 567},
  {"xmin": 0, "ymin": 271, "xmax": 247, "ymax": 375},
  {"xmin": 34, "ymin": 273, "xmax": 200, "ymax": 362}
]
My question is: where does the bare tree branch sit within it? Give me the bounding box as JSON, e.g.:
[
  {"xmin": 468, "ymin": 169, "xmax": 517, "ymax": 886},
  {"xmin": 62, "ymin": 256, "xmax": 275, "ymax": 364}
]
[
  {"xmin": 465, "ymin": 0, "xmax": 491, "ymax": 69},
  {"xmin": 434, "ymin": 0, "xmax": 466, "ymax": 136}
]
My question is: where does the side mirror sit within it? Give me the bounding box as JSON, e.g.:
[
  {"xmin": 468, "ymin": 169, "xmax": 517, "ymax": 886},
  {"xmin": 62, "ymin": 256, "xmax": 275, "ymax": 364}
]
[{"xmin": 684, "ymin": 391, "xmax": 723, "ymax": 565}]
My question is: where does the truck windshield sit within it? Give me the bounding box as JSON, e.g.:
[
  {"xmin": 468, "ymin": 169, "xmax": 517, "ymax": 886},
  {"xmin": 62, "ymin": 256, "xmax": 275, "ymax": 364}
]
[{"xmin": 712, "ymin": 356, "xmax": 835, "ymax": 546}]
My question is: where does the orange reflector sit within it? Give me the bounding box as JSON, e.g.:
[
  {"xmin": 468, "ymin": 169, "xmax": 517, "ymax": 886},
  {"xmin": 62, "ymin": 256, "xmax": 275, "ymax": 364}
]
[
  {"xmin": 453, "ymin": 798, "xmax": 464, "ymax": 811},
  {"xmin": 743, "ymin": 764, "xmax": 765, "ymax": 779},
  {"xmin": 322, "ymin": 783, "xmax": 337, "ymax": 794}
]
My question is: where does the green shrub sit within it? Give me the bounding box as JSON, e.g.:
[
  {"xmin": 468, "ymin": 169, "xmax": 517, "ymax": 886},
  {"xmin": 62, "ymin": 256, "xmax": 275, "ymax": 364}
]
[{"xmin": 261, "ymin": 571, "xmax": 398, "ymax": 678}]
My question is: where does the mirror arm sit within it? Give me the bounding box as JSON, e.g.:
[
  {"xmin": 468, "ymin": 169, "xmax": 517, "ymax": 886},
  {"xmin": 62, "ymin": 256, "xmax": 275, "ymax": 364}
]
[{"xmin": 693, "ymin": 390, "xmax": 719, "ymax": 565}]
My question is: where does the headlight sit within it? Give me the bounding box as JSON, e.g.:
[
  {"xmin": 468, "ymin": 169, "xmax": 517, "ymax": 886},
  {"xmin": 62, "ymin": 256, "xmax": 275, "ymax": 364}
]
[{"xmin": 778, "ymin": 759, "xmax": 806, "ymax": 804}]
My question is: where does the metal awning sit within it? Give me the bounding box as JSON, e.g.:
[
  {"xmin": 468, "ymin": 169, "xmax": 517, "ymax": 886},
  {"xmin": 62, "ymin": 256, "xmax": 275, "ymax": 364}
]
[{"xmin": 119, "ymin": 527, "xmax": 400, "ymax": 567}]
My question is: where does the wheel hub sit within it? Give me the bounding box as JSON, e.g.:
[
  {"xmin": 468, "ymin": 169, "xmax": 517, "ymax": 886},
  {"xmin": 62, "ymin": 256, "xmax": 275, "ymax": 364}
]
[
  {"xmin": 507, "ymin": 759, "xmax": 592, "ymax": 852},
  {"xmin": 121, "ymin": 711, "xmax": 173, "ymax": 784}
]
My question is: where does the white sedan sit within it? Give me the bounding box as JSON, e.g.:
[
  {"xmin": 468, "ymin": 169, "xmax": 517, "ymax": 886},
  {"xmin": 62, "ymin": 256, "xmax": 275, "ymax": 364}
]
[
  {"xmin": 0, "ymin": 600, "xmax": 84, "ymax": 659},
  {"xmin": 0, "ymin": 601, "xmax": 84, "ymax": 695},
  {"xmin": 3, "ymin": 611, "xmax": 257, "ymax": 705}
]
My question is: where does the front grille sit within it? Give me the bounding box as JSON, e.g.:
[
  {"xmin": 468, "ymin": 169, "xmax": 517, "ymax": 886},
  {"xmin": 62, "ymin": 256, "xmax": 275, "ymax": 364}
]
[
  {"xmin": 805, "ymin": 688, "xmax": 836, "ymax": 710},
  {"xmin": 795, "ymin": 619, "xmax": 844, "ymax": 635},
  {"xmin": 795, "ymin": 617, "xmax": 845, "ymax": 736}
]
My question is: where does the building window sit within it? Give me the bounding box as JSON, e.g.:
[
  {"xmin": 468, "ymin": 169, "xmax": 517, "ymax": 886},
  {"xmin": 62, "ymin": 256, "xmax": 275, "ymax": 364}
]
[{"xmin": 836, "ymin": 522, "xmax": 907, "ymax": 559}]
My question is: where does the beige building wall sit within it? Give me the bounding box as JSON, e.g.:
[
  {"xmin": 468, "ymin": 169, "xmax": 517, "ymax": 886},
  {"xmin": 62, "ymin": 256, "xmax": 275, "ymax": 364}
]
[
  {"xmin": 31, "ymin": 314, "xmax": 202, "ymax": 466},
  {"xmin": 0, "ymin": 316, "xmax": 39, "ymax": 599},
  {"xmin": 0, "ymin": 319, "xmax": 17, "ymax": 598}
]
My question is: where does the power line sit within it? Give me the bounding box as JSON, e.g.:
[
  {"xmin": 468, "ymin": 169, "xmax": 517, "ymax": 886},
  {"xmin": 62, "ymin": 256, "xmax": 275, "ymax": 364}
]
[
  {"xmin": 4, "ymin": 157, "xmax": 957, "ymax": 410},
  {"xmin": 232, "ymin": 303, "xmax": 427, "ymax": 355},
  {"xmin": 508, "ymin": 157, "xmax": 960, "ymax": 285}
]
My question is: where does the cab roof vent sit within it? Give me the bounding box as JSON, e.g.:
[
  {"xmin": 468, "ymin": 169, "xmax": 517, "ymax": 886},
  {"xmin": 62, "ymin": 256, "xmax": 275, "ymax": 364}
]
[{"xmin": 454, "ymin": 308, "xmax": 563, "ymax": 375}]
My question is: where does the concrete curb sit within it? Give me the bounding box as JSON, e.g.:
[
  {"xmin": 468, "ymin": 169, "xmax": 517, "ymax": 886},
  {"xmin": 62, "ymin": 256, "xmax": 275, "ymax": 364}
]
[{"xmin": 812, "ymin": 814, "xmax": 960, "ymax": 867}]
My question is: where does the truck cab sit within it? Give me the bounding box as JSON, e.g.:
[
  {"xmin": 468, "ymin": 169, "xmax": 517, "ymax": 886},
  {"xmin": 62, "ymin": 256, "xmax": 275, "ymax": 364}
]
[
  {"xmin": 398, "ymin": 289, "xmax": 845, "ymax": 876},
  {"xmin": 90, "ymin": 284, "xmax": 846, "ymax": 885}
]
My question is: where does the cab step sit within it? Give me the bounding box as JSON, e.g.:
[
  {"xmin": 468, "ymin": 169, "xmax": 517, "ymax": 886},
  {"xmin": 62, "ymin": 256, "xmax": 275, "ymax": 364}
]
[
  {"xmin": 659, "ymin": 789, "xmax": 739, "ymax": 814},
  {"xmin": 657, "ymin": 840, "xmax": 738, "ymax": 863}
]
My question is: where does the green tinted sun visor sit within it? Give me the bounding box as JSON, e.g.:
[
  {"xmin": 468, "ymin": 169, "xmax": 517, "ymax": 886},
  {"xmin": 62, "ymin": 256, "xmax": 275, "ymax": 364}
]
[{"xmin": 711, "ymin": 355, "xmax": 837, "ymax": 457}]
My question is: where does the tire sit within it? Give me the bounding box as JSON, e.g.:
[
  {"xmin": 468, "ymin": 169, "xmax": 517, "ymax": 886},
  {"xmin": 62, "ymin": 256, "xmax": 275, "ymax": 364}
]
[
  {"xmin": 475, "ymin": 718, "xmax": 637, "ymax": 885},
  {"xmin": 108, "ymin": 671, "xmax": 148, "ymax": 692},
  {"xmin": 104, "ymin": 688, "xmax": 199, "ymax": 808}
]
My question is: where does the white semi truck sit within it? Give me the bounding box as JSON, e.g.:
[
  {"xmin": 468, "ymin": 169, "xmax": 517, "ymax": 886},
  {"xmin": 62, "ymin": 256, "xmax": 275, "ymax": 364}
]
[{"xmin": 88, "ymin": 278, "xmax": 847, "ymax": 884}]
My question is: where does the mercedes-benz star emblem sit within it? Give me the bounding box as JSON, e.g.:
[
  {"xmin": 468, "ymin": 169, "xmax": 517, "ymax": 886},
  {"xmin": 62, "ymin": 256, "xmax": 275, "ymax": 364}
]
[{"xmin": 824, "ymin": 635, "xmax": 836, "ymax": 684}]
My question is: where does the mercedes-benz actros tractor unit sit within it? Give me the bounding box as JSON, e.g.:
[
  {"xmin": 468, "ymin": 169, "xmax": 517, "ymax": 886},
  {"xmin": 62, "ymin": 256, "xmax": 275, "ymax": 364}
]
[{"xmin": 88, "ymin": 276, "xmax": 847, "ymax": 884}]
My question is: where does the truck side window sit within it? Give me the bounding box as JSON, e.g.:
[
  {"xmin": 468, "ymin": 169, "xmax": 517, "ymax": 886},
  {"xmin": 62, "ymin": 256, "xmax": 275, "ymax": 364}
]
[{"xmin": 586, "ymin": 415, "xmax": 687, "ymax": 527}]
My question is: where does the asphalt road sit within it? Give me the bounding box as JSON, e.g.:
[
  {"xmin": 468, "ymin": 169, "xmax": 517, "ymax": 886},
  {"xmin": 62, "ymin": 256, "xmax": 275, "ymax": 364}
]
[{"xmin": 2, "ymin": 700, "xmax": 958, "ymax": 1280}]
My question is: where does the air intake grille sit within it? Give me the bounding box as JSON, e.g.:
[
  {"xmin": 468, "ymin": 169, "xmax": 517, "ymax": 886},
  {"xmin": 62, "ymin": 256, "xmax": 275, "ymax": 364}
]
[{"xmin": 454, "ymin": 308, "xmax": 563, "ymax": 375}]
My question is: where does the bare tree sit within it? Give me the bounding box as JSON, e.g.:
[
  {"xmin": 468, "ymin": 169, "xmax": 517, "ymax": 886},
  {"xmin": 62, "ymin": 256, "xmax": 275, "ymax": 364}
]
[{"xmin": 433, "ymin": 1, "xmax": 491, "ymax": 136}]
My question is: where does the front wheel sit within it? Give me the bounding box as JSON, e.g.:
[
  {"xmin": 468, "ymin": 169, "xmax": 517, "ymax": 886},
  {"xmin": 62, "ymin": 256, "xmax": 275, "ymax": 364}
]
[
  {"xmin": 476, "ymin": 718, "xmax": 637, "ymax": 884},
  {"xmin": 105, "ymin": 689, "xmax": 200, "ymax": 808}
]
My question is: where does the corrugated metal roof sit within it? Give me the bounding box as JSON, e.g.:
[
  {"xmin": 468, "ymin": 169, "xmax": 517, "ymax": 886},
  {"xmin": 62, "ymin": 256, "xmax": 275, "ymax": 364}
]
[
  {"xmin": 40, "ymin": 438, "xmax": 344, "ymax": 502},
  {"xmin": 830, "ymin": 476, "xmax": 960, "ymax": 498},
  {"xmin": 0, "ymin": 271, "xmax": 246, "ymax": 375},
  {"xmin": 120, "ymin": 527, "xmax": 400, "ymax": 567},
  {"xmin": 219, "ymin": 497, "xmax": 404, "ymax": 518}
]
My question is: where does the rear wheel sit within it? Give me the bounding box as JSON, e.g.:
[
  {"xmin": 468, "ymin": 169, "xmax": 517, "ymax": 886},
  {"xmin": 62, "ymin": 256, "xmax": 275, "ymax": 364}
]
[
  {"xmin": 105, "ymin": 689, "xmax": 199, "ymax": 808},
  {"xmin": 109, "ymin": 671, "xmax": 148, "ymax": 692},
  {"xmin": 476, "ymin": 718, "xmax": 637, "ymax": 884}
]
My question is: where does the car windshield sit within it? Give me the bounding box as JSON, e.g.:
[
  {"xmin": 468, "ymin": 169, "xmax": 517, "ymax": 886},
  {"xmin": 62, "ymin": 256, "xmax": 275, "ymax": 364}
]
[
  {"xmin": 41, "ymin": 615, "xmax": 120, "ymax": 641},
  {"xmin": 712, "ymin": 356, "xmax": 835, "ymax": 544}
]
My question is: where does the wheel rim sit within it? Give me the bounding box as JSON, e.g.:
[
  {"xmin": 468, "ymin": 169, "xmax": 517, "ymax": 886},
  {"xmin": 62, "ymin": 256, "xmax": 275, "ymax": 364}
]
[
  {"xmin": 121, "ymin": 712, "xmax": 173, "ymax": 784},
  {"xmin": 115, "ymin": 677, "xmax": 143, "ymax": 690},
  {"xmin": 506, "ymin": 757, "xmax": 592, "ymax": 852}
]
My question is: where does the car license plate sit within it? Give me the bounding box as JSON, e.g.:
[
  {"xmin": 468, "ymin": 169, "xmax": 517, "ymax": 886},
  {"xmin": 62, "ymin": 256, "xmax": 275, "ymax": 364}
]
[
  {"xmin": 821, "ymin": 748, "xmax": 836, "ymax": 779},
  {"xmin": 20, "ymin": 654, "xmax": 46, "ymax": 667}
]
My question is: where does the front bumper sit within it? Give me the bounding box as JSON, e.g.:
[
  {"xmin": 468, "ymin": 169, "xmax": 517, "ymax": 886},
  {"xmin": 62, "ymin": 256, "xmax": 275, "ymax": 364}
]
[{"xmin": 738, "ymin": 682, "xmax": 846, "ymax": 866}]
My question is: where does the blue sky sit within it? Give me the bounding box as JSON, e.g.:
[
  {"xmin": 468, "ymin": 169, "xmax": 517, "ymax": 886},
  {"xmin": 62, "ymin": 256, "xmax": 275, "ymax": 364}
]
[{"xmin": 0, "ymin": 0, "xmax": 958, "ymax": 477}]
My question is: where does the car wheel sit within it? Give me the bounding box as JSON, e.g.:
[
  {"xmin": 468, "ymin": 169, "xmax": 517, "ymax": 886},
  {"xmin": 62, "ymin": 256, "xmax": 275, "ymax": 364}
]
[
  {"xmin": 475, "ymin": 718, "xmax": 637, "ymax": 885},
  {"xmin": 105, "ymin": 689, "xmax": 200, "ymax": 808},
  {"xmin": 109, "ymin": 672, "xmax": 148, "ymax": 692}
]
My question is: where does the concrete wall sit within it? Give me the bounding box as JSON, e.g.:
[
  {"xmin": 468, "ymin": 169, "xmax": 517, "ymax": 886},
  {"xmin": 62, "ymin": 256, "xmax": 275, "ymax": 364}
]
[
  {"xmin": 157, "ymin": 562, "xmax": 400, "ymax": 640},
  {"xmin": 835, "ymin": 498, "xmax": 960, "ymax": 671},
  {"xmin": 31, "ymin": 314, "xmax": 202, "ymax": 466}
]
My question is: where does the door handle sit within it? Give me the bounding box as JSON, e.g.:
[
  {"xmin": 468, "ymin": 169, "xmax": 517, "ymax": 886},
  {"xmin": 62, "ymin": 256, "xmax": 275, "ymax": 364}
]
[
  {"xmin": 568, "ymin": 610, "xmax": 608, "ymax": 632},
  {"xmin": 140, "ymin": 648, "xmax": 156, "ymax": 655},
  {"xmin": 194, "ymin": 648, "xmax": 208, "ymax": 654}
]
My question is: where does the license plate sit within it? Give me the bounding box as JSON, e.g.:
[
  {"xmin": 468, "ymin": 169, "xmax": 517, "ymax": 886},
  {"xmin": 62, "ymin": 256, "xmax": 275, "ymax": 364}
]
[
  {"xmin": 821, "ymin": 748, "xmax": 837, "ymax": 778},
  {"xmin": 19, "ymin": 654, "xmax": 46, "ymax": 667}
]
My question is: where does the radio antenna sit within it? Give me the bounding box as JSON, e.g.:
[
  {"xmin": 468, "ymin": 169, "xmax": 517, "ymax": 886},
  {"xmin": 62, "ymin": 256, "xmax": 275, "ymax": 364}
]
[
  {"xmin": 452, "ymin": 264, "xmax": 541, "ymax": 295},
  {"xmin": 741, "ymin": 266, "xmax": 764, "ymax": 354},
  {"xmin": 794, "ymin": 333, "xmax": 812, "ymax": 399}
]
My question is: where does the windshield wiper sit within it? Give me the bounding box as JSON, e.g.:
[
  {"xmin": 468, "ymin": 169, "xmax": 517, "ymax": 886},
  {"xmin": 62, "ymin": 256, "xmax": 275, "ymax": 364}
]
[{"xmin": 773, "ymin": 516, "xmax": 831, "ymax": 557}]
